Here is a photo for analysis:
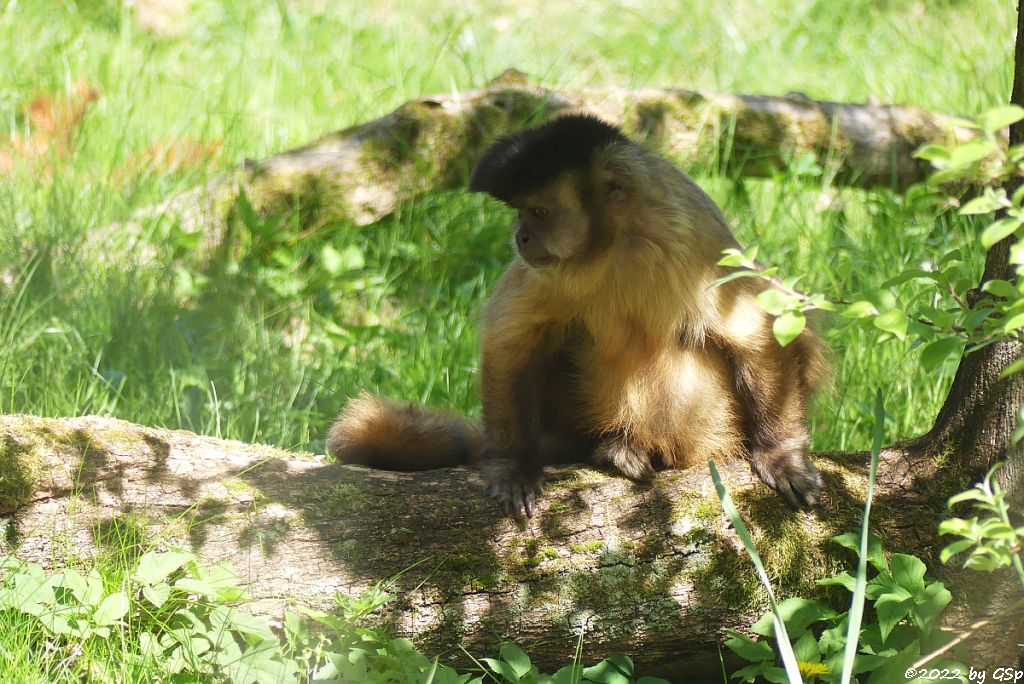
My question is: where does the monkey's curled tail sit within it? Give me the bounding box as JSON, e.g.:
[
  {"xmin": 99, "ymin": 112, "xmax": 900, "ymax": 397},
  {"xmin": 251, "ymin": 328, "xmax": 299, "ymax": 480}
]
[{"xmin": 326, "ymin": 392, "xmax": 481, "ymax": 470}]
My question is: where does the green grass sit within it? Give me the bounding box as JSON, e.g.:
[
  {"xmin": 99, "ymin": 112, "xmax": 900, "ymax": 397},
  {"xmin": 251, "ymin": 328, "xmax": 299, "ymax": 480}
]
[{"xmin": 0, "ymin": 0, "xmax": 1014, "ymax": 457}]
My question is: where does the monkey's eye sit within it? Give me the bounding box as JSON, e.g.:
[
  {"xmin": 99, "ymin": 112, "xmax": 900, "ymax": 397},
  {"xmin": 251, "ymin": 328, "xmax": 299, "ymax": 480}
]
[{"xmin": 529, "ymin": 207, "xmax": 548, "ymax": 218}]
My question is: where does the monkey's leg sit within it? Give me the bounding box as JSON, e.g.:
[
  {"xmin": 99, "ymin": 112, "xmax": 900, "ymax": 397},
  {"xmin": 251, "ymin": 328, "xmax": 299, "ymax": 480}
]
[
  {"xmin": 714, "ymin": 321, "xmax": 824, "ymax": 508},
  {"xmin": 478, "ymin": 269, "xmax": 565, "ymax": 520},
  {"xmin": 592, "ymin": 435, "xmax": 656, "ymax": 481}
]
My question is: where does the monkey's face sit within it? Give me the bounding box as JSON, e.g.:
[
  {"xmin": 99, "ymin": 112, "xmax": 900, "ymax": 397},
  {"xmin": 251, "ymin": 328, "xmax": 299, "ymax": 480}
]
[{"xmin": 510, "ymin": 177, "xmax": 591, "ymax": 268}]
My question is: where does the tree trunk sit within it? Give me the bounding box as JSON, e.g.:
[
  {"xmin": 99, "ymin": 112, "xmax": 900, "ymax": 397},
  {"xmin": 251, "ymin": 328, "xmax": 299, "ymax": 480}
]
[
  {"xmin": 906, "ymin": 2, "xmax": 1024, "ymax": 666},
  {"xmin": 0, "ymin": 414, "xmax": 957, "ymax": 677},
  {"xmin": 93, "ymin": 71, "xmax": 985, "ymax": 270}
]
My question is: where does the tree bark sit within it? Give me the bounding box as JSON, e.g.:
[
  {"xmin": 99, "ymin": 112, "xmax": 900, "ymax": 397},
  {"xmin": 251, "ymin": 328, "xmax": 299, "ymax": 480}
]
[
  {"xmin": 96, "ymin": 70, "xmax": 985, "ymax": 269},
  {"xmin": 0, "ymin": 414, "xmax": 958, "ymax": 677},
  {"xmin": 905, "ymin": 2, "xmax": 1024, "ymax": 666}
]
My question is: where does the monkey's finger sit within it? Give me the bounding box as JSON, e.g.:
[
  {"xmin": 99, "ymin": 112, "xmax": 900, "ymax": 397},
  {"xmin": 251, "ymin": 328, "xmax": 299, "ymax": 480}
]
[
  {"xmin": 774, "ymin": 478, "xmax": 801, "ymax": 510},
  {"xmin": 510, "ymin": 488, "xmax": 528, "ymax": 522},
  {"xmin": 794, "ymin": 471, "xmax": 824, "ymax": 508},
  {"xmin": 522, "ymin": 489, "xmax": 536, "ymax": 518}
]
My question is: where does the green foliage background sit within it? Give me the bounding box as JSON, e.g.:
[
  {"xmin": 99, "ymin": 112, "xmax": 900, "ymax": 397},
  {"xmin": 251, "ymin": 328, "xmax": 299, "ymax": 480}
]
[{"xmin": 0, "ymin": 0, "xmax": 1014, "ymax": 454}]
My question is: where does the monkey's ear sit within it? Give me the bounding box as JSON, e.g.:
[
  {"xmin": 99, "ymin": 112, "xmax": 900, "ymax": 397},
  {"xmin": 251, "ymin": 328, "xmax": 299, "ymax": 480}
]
[{"xmin": 596, "ymin": 145, "xmax": 640, "ymax": 203}]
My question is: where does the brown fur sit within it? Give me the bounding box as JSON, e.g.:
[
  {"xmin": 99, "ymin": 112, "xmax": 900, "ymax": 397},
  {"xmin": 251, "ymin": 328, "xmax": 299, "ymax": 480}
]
[
  {"xmin": 328, "ymin": 115, "xmax": 830, "ymax": 515},
  {"xmin": 326, "ymin": 392, "xmax": 481, "ymax": 471}
]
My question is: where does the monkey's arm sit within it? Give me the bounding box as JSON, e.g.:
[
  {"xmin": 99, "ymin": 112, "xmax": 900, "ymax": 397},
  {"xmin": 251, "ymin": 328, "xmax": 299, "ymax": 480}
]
[
  {"xmin": 711, "ymin": 285, "xmax": 827, "ymax": 508},
  {"xmin": 479, "ymin": 264, "xmax": 562, "ymax": 520}
]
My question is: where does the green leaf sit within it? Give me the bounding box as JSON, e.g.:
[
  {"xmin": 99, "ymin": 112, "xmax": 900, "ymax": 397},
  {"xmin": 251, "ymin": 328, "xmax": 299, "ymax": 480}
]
[
  {"xmin": 754, "ymin": 289, "xmax": 793, "ymax": 316},
  {"xmin": 139, "ymin": 632, "xmax": 163, "ymax": 657},
  {"xmin": 731, "ymin": 663, "xmax": 776, "ymax": 684},
  {"xmin": 960, "ymin": 191, "xmax": 1008, "ymax": 215},
  {"xmin": 866, "ymin": 640, "xmax": 924, "ymax": 684},
  {"xmin": 708, "ymin": 270, "xmax": 762, "ymax": 290},
  {"xmin": 863, "ymin": 288, "xmax": 898, "ymax": 311},
  {"xmin": 919, "ymin": 337, "xmax": 964, "ymax": 372},
  {"xmin": 751, "ymin": 598, "xmax": 825, "ymax": 637},
  {"xmin": 939, "ymin": 540, "xmax": 975, "ymax": 564},
  {"xmin": 913, "ymin": 144, "xmax": 951, "ymax": 165},
  {"xmin": 880, "ymin": 269, "xmax": 938, "ymax": 288},
  {"xmin": 93, "ymin": 592, "xmax": 129, "ymax": 626},
  {"xmin": 142, "ymin": 583, "xmax": 170, "ymax": 609},
  {"xmin": 982, "ymin": 278, "xmax": 1018, "ymax": 298},
  {"xmin": 234, "ymin": 190, "xmax": 261, "ymax": 233},
  {"xmin": 980, "ymin": 217, "xmax": 1023, "ymax": 249},
  {"xmin": 321, "ymin": 244, "xmax": 365, "ymax": 274},
  {"xmin": 927, "ymin": 166, "xmax": 971, "ymax": 186},
  {"xmin": 889, "ymin": 554, "xmax": 927, "ymax": 594},
  {"xmin": 724, "ymin": 630, "xmax": 775, "ymax": 661},
  {"xmin": 792, "ymin": 631, "xmax": 821, "ymax": 663},
  {"xmin": 913, "ymin": 581, "xmax": 951, "ymax": 625},
  {"xmin": 174, "ymin": 578, "xmax": 218, "ymax": 597},
  {"xmin": 841, "ymin": 300, "xmax": 878, "ymax": 319},
  {"xmin": 133, "ymin": 550, "xmax": 193, "ymax": 586},
  {"xmin": 54, "ymin": 570, "xmax": 88, "ymax": 605},
  {"xmin": 581, "ymin": 659, "xmax": 632, "ymax": 684},
  {"xmin": 949, "ymin": 138, "xmax": 997, "ymax": 167},
  {"xmin": 499, "ymin": 643, "xmax": 533, "ymax": 679},
  {"xmin": 1000, "ymin": 357, "xmax": 1024, "ymax": 378},
  {"xmin": 817, "ymin": 571, "xmax": 857, "ymax": 591},
  {"xmin": 481, "ymin": 658, "xmax": 519, "ymax": 683},
  {"xmin": 874, "ymin": 589, "xmax": 914, "ymax": 642},
  {"xmin": 227, "ymin": 610, "xmax": 277, "ymax": 641},
  {"xmin": 717, "ymin": 249, "xmax": 747, "ymax": 267},
  {"xmin": 873, "ymin": 309, "xmax": 908, "ymax": 340},
  {"xmin": 978, "ymin": 105, "xmax": 1024, "ymax": 135},
  {"xmin": 773, "ymin": 311, "xmax": 805, "ymax": 347},
  {"xmin": 1002, "ymin": 309, "xmax": 1024, "ymax": 333},
  {"xmin": 602, "ymin": 655, "xmax": 634, "ymax": 676},
  {"xmin": 964, "ymin": 306, "xmax": 995, "ymax": 332}
]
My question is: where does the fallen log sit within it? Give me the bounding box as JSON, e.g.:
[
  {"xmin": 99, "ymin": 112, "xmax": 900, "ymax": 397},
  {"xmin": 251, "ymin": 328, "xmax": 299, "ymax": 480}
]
[
  {"xmin": 101, "ymin": 69, "xmax": 982, "ymax": 268},
  {"xmin": 0, "ymin": 414, "xmax": 962, "ymax": 676}
]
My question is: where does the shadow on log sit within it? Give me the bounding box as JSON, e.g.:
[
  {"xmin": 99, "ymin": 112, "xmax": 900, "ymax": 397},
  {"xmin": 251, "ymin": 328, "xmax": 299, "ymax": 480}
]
[{"xmin": 0, "ymin": 414, "xmax": 965, "ymax": 676}]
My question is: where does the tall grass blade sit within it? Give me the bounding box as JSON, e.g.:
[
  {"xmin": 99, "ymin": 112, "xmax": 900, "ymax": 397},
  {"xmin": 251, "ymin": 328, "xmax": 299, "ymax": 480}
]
[
  {"xmin": 707, "ymin": 458, "xmax": 802, "ymax": 684},
  {"xmin": 840, "ymin": 389, "xmax": 886, "ymax": 684}
]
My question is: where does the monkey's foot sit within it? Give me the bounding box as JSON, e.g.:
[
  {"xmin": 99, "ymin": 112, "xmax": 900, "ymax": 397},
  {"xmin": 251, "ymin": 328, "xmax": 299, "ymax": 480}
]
[
  {"xmin": 749, "ymin": 441, "xmax": 823, "ymax": 509},
  {"xmin": 480, "ymin": 459, "xmax": 544, "ymax": 521},
  {"xmin": 593, "ymin": 437, "xmax": 655, "ymax": 482}
]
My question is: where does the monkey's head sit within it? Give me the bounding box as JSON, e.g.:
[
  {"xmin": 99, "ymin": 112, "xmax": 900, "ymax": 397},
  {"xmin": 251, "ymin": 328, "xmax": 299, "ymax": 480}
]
[{"xmin": 470, "ymin": 114, "xmax": 636, "ymax": 269}]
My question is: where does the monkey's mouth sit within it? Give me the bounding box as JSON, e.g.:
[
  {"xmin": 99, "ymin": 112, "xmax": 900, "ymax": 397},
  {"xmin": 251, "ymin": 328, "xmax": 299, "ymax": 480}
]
[{"xmin": 520, "ymin": 253, "xmax": 559, "ymax": 268}]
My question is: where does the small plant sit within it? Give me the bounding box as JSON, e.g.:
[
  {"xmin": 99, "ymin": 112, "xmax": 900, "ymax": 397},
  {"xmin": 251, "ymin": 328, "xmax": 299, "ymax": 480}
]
[
  {"xmin": 1, "ymin": 549, "xmax": 299, "ymax": 682},
  {"xmin": 471, "ymin": 643, "xmax": 670, "ymax": 684},
  {"xmin": 0, "ymin": 549, "xmax": 676, "ymax": 683},
  {"xmin": 939, "ymin": 462, "xmax": 1024, "ymax": 586},
  {"xmin": 724, "ymin": 534, "xmax": 964, "ymax": 683}
]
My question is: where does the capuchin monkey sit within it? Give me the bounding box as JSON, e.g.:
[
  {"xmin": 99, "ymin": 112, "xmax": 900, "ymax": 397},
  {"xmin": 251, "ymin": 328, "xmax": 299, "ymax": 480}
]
[{"xmin": 328, "ymin": 114, "xmax": 830, "ymax": 520}]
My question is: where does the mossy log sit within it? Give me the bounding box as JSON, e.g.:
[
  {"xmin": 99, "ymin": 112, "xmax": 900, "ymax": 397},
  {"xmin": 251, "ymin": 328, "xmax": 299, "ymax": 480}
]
[
  {"xmin": 0, "ymin": 414, "xmax": 964, "ymax": 676},
  {"xmin": 115, "ymin": 69, "xmax": 982, "ymax": 267}
]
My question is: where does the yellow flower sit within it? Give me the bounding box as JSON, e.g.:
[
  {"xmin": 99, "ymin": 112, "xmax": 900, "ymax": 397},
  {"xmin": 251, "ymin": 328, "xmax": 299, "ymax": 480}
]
[{"xmin": 798, "ymin": 661, "xmax": 830, "ymax": 679}]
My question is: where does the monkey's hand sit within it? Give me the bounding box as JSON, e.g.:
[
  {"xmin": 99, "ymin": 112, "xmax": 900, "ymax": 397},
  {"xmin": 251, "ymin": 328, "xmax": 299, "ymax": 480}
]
[
  {"xmin": 749, "ymin": 440, "xmax": 823, "ymax": 509},
  {"xmin": 480, "ymin": 458, "xmax": 544, "ymax": 521}
]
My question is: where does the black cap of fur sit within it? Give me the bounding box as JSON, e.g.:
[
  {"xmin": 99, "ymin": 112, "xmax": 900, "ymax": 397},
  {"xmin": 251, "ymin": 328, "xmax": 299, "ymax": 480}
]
[{"xmin": 469, "ymin": 114, "xmax": 628, "ymax": 203}]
